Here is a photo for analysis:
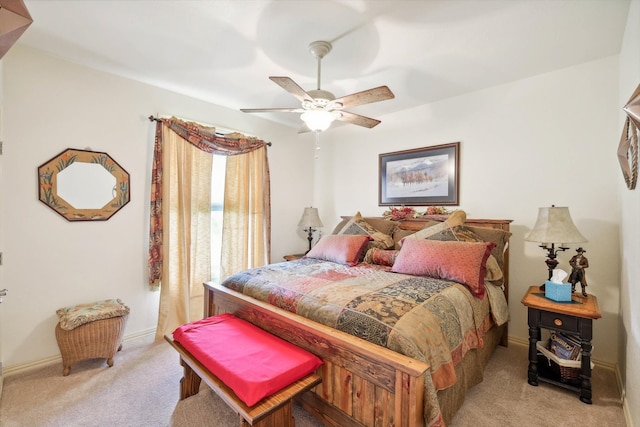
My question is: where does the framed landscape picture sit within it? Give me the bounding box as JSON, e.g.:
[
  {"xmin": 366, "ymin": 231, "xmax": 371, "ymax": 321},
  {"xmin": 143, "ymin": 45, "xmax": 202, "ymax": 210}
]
[{"xmin": 379, "ymin": 142, "xmax": 459, "ymax": 206}]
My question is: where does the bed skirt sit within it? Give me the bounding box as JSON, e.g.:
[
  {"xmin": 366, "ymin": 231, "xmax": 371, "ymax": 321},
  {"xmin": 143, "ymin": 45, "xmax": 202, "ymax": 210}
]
[{"xmin": 437, "ymin": 323, "xmax": 506, "ymax": 425}]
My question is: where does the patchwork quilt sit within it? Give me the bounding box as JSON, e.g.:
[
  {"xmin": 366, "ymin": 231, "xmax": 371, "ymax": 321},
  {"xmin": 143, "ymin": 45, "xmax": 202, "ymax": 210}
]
[{"xmin": 221, "ymin": 258, "xmax": 509, "ymax": 426}]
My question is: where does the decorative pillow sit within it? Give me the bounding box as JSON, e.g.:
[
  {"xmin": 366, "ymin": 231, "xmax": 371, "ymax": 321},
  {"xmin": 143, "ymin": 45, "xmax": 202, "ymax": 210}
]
[
  {"xmin": 421, "ymin": 224, "xmax": 504, "ymax": 285},
  {"xmin": 393, "ymin": 229, "xmax": 417, "ymax": 249},
  {"xmin": 332, "ymin": 215, "xmax": 397, "ymax": 237},
  {"xmin": 360, "ymin": 217, "xmax": 397, "ymax": 237},
  {"xmin": 401, "ymin": 210, "xmax": 467, "ymax": 243},
  {"xmin": 465, "ymin": 226, "xmax": 512, "ymax": 272},
  {"xmin": 56, "ymin": 298, "xmax": 130, "ymax": 331},
  {"xmin": 363, "ymin": 248, "xmax": 399, "ymax": 267},
  {"xmin": 429, "ymin": 225, "xmax": 511, "ymax": 286},
  {"xmin": 337, "ymin": 212, "xmax": 395, "ymax": 250},
  {"xmin": 390, "ymin": 220, "xmax": 440, "ymax": 249},
  {"xmin": 305, "ymin": 234, "xmax": 371, "ymax": 266},
  {"xmin": 484, "ymin": 255, "xmax": 503, "ymax": 283},
  {"xmin": 391, "ymin": 239, "xmax": 495, "ymax": 298}
]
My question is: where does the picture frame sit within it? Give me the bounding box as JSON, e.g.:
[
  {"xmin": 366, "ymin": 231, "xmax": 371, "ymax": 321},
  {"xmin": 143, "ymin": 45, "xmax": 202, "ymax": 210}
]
[{"xmin": 379, "ymin": 142, "xmax": 459, "ymax": 206}]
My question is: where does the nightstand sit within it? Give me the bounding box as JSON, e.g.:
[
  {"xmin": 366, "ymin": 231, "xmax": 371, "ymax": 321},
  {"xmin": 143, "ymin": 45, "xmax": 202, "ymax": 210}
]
[
  {"xmin": 283, "ymin": 253, "xmax": 305, "ymax": 261},
  {"xmin": 521, "ymin": 285, "xmax": 601, "ymax": 404}
]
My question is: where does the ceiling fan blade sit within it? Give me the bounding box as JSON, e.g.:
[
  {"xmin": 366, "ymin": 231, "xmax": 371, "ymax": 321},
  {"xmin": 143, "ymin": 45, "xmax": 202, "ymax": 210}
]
[
  {"xmin": 269, "ymin": 77, "xmax": 313, "ymax": 103},
  {"xmin": 337, "ymin": 111, "xmax": 382, "ymax": 128},
  {"xmin": 240, "ymin": 107, "xmax": 303, "ymax": 113},
  {"xmin": 333, "ymin": 86, "xmax": 395, "ymax": 109}
]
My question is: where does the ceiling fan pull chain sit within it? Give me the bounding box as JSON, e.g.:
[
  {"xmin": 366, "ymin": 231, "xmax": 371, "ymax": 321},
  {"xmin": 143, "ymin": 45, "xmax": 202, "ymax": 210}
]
[{"xmin": 315, "ymin": 132, "xmax": 321, "ymax": 159}]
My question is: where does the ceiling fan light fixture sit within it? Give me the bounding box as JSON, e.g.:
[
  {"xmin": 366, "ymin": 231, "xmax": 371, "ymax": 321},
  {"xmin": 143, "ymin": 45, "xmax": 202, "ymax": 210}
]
[
  {"xmin": 241, "ymin": 40, "xmax": 394, "ymax": 133},
  {"xmin": 301, "ymin": 110, "xmax": 340, "ymax": 132}
]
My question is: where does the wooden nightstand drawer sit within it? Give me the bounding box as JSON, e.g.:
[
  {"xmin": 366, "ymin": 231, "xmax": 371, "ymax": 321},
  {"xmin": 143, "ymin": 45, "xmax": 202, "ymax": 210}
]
[{"xmin": 539, "ymin": 311, "xmax": 579, "ymax": 333}]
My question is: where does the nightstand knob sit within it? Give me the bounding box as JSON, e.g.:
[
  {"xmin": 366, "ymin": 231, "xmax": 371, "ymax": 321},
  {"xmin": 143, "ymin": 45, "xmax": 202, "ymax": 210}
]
[{"xmin": 554, "ymin": 318, "xmax": 563, "ymax": 327}]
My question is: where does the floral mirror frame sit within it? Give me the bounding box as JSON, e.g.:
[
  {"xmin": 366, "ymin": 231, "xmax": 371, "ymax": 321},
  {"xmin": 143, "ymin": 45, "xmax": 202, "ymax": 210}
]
[{"xmin": 38, "ymin": 148, "xmax": 130, "ymax": 221}]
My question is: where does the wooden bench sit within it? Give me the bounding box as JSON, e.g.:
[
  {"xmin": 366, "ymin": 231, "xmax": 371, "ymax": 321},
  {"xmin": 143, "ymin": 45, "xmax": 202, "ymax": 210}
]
[{"xmin": 165, "ymin": 319, "xmax": 322, "ymax": 427}]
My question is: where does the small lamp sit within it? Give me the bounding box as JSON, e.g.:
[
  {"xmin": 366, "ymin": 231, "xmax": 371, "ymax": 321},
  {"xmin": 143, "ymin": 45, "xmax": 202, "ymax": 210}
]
[
  {"xmin": 525, "ymin": 205, "xmax": 587, "ymax": 288},
  {"xmin": 298, "ymin": 207, "xmax": 324, "ymax": 253}
]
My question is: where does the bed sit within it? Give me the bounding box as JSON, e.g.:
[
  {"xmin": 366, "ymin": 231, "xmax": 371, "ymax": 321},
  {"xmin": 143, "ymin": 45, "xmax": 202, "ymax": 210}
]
[{"xmin": 204, "ymin": 213, "xmax": 512, "ymax": 427}]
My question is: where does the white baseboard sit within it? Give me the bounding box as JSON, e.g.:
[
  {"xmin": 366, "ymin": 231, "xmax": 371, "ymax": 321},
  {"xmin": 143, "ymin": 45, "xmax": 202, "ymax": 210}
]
[
  {"xmin": 617, "ymin": 363, "xmax": 633, "ymax": 427},
  {"xmin": 3, "ymin": 328, "xmax": 156, "ymax": 378},
  {"xmin": 623, "ymin": 399, "xmax": 633, "ymax": 427}
]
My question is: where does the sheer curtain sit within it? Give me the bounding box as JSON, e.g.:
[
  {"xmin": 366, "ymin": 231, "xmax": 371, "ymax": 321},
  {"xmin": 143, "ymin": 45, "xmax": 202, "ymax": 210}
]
[
  {"xmin": 149, "ymin": 117, "xmax": 270, "ymax": 339},
  {"xmin": 155, "ymin": 126, "xmax": 212, "ymax": 338},
  {"xmin": 221, "ymin": 147, "xmax": 271, "ymax": 279}
]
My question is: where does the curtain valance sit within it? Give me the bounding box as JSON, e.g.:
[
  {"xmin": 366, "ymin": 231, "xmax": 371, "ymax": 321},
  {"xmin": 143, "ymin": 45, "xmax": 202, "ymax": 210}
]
[{"xmin": 157, "ymin": 116, "xmax": 269, "ymax": 155}]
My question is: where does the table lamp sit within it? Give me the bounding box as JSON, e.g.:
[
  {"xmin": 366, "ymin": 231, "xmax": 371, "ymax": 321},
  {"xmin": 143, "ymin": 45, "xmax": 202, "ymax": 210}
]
[
  {"xmin": 525, "ymin": 205, "xmax": 587, "ymax": 288},
  {"xmin": 298, "ymin": 207, "xmax": 323, "ymax": 253}
]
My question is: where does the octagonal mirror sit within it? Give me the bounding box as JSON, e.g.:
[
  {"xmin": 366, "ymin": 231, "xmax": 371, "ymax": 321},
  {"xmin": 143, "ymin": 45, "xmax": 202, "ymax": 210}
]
[{"xmin": 38, "ymin": 148, "xmax": 130, "ymax": 221}]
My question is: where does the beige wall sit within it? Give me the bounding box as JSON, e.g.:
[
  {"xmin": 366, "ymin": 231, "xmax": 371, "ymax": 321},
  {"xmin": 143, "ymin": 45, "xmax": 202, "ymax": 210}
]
[
  {"xmin": 315, "ymin": 56, "xmax": 622, "ymax": 368},
  {"xmin": 618, "ymin": 1, "xmax": 640, "ymax": 425},
  {"xmin": 0, "ymin": 45, "xmax": 313, "ymax": 369}
]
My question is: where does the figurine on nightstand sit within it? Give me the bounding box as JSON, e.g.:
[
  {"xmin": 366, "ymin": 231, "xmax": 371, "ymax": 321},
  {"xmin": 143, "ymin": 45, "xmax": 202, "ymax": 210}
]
[{"xmin": 569, "ymin": 247, "xmax": 589, "ymax": 297}]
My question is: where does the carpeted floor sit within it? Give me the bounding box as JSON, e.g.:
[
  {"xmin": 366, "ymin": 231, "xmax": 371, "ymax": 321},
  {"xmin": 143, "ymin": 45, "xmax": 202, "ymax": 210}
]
[{"xmin": 0, "ymin": 335, "xmax": 626, "ymax": 427}]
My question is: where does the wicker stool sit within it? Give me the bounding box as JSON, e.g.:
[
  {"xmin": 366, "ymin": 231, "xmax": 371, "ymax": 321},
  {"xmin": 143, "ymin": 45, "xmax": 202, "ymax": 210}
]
[{"xmin": 55, "ymin": 299, "xmax": 129, "ymax": 376}]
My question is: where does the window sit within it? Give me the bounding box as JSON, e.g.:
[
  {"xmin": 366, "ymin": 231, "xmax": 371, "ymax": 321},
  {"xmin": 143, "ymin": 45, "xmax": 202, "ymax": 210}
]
[{"xmin": 210, "ymin": 154, "xmax": 226, "ymax": 282}]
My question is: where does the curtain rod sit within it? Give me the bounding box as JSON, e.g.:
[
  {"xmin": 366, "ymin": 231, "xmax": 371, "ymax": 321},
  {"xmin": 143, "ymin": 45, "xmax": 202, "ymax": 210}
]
[{"xmin": 148, "ymin": 115, "xmax": 271, "ymax": 146}]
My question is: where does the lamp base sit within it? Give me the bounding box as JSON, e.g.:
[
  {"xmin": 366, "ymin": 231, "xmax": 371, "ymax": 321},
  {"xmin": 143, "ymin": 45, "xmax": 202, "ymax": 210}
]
[
  {"xmin": 305, "ymin": 227, "xmax": 315, "ymax": 253},
  {"xmin": 538, "ymin": 245, "xmax": 565, "ymax": 291}
]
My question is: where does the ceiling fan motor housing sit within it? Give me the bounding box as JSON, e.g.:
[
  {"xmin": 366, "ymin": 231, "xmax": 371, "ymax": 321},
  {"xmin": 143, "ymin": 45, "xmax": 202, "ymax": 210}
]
[
  {"xmin": 303, "ymin": 89, "xmax": 343, "ymax": 111},
  {"xmin": 308, "ymin": 40, "xmax": 332, "ymax": 59}
]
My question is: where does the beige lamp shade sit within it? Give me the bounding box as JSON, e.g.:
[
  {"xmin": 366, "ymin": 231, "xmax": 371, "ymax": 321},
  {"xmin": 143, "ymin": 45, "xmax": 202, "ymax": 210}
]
[
  {"xmin": 298, "ymin": 207, "xmax": 323, "ymax": 228},
  {"xmin": 525, "ymin": 206, "xmax": 587, "ymax": 245}
]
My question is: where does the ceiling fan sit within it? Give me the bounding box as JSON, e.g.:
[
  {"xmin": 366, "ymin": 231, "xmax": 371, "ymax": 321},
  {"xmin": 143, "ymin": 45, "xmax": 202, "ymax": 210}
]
[{"xmin": 241, "ymin": 40, "xmax": 395, "ymax": 133}]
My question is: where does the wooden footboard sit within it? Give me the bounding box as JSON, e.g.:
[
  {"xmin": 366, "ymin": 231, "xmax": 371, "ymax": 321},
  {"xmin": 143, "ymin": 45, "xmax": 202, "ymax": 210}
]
[{"xmin": 204, "ymin": 282, "xmax": 430, "ymax": 427}]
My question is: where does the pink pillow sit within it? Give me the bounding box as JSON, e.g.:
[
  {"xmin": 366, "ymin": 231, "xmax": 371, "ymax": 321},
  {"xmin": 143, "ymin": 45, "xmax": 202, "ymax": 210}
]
[
  {"xmin": 391, "ymin": 239, "xmax": 495, "ymax": 298},
  {"xmin": 305, "ymin": 234, "xmax": 371, "ymax": 266},
  {"xmin": 363, "ymin": 248, "xmax": 399, "ymax": 267}
]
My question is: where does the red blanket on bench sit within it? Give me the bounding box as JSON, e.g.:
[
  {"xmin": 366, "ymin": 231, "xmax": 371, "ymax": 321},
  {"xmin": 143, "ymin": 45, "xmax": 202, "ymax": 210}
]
[{"xmin": 173, "ymin": 313, "xmax": 323, "ymax": 406}]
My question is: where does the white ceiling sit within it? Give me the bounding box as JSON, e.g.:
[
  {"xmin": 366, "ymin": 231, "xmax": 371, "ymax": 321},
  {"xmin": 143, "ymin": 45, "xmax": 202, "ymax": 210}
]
[{"xmin": 17, "ymin": 0, "xmax": 630, "ymax": 129}]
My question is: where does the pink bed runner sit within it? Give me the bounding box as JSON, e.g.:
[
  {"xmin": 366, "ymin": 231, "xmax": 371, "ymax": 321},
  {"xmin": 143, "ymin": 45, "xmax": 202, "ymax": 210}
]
[{"xmin": 172, "ymin": 313, "xmax": 323, "ymax": 406}]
